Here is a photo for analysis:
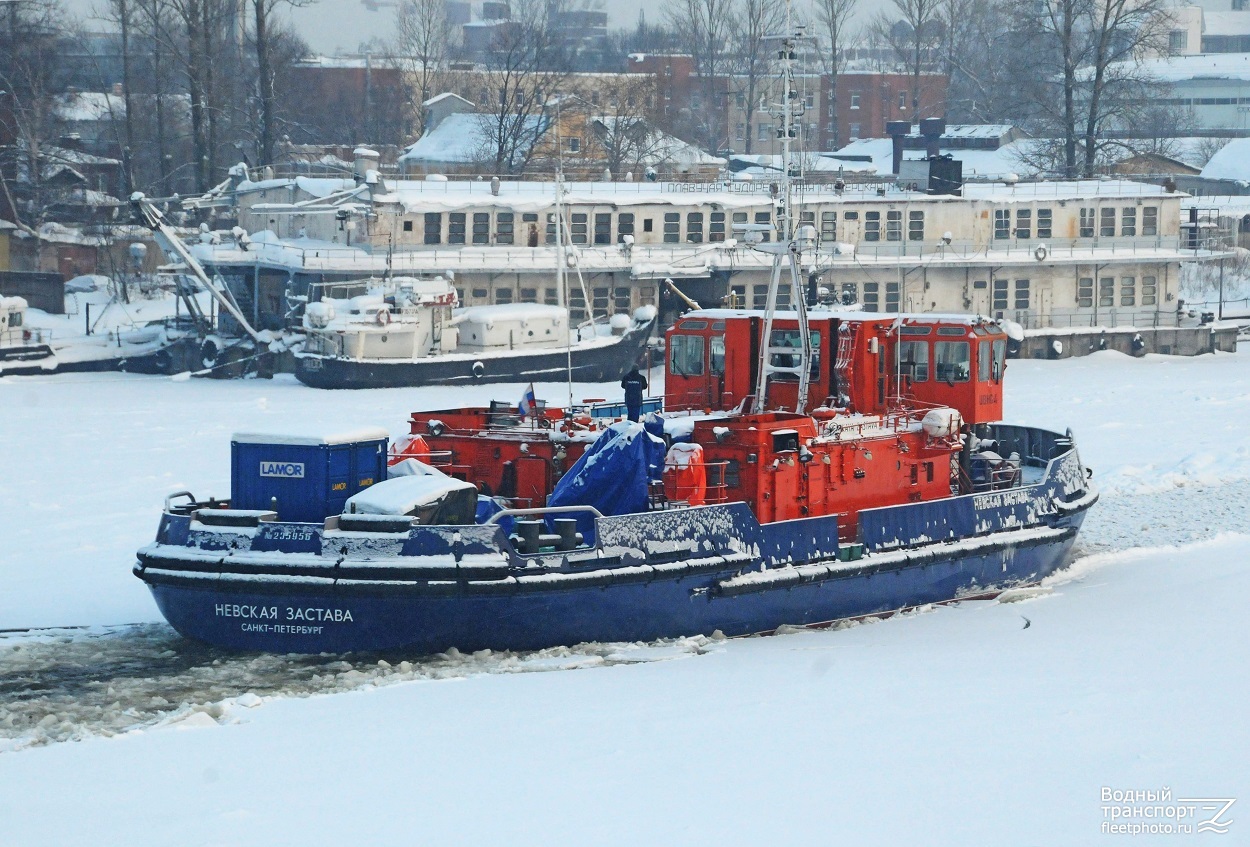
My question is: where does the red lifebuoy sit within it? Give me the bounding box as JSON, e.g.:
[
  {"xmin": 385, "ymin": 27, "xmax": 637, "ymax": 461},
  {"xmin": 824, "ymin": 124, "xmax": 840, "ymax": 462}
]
[{"xmin": 376, "ymin": 309, "xmax": 391, "ymax": 326}]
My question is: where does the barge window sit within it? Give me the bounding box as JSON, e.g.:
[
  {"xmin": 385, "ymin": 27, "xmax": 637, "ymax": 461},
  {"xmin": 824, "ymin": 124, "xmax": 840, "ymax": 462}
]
[
  {"xmin": 1121, "ymin": 276, "xmax": 1135, "ymax": 306},
  {"xmin": 496, "ymin": 212, "xmax": 514, "ymax": 244},
  {"xmin": 821, "ymin": 211, "xmax": 837, "ymax": 242},
  {"xmin": 449, "ymin": 213, "xmax": 466, "ymax": 245},
  {"xmin": 862, "ymin": 282, "xmax": 879, "ymax": 311},
  {"xmin": 618, "ymin": 213, "xmax": 635, "ymax": 240},
  {"xmin": 886, "ymin": 210, "xmax": 902, "ymax": 241},
  {"xmin": 669, "ymin": 334, "xmax": 705, "ymax": 376},
  {"xmin": 595, "ymin": 213, "xmax": 612, "ymax": 245},
  {"xmin": 687, "ymin": 212, "xmax": 704, "ymax": 243},
  {"xmin": 1100, "ymin": 207, "xmax": 1116, "ymax": 237},
  {"xmin": 710, "ymin": 335, "xmax": 726, "ymax": 374},
  {"xmin": 1078, "ymin": 277, "xmax": 1094, "ymax": 308},
  {"xmin": 1014, "ymin": 279, "xmax": 1030, "ymax": 309},
  {"xmin": 1142, "ymin": 207, "xmax": 1158, "ymax": 236},
  {"xmin": 1015, "ymin": 208, "xmax": 1031, "ymax": 239},
  {"xmin": 1142, "ymin": 275, "xmax": 1157, "ymax": 306},
  {"xmin": 935, "ymin": 341, "xmax": 971, "ymax": 383},
  {"xmin": 423, "ymin": 212, "xmax": 442, "ymax": 244},
  {"xmin": 865, "ymin": 211, "xmax": 881, "ymax": 241},
  {"xmin": 571, "ymin": 213, "xmax": 588, "ymax": 245},
  {"xmin": 1037, "ymin": 208, "xmax": 1052, "ymax": 238},
  {"xmin": 472, "ymin": 212, "xmax": 490, "ymax": 244},
  {"xmin": 1099, "ymin": 277, "xmax": 1114, "ymax": 307},
  {"xmin": 710, "ymin": 211, "xmax": 726, "ymax": 242},
  {"xmin": 1080, "ymin": 208, "xmax": 1095, "ymax": 238},
  {"xmin": 994, "ymin": 209, "xmax": 1010, "ymax": 239},
  {"xmin": 992, "ymin": 279, "xmax": 1008, "ymax": 311},
  {"xmin": 908, "ymin": 210, "xmax": 924, "ymax": 241},
  {"xmin": 663, "ymin": 212, "xmax": 680, "ymax": 243},
  {"xmin": 1121, "ymin": 207, "xmax": 1136, "ymax": 236},
  {"xmin": 899, "ymin": 340, "xmax": 929, "ymax": 382}
]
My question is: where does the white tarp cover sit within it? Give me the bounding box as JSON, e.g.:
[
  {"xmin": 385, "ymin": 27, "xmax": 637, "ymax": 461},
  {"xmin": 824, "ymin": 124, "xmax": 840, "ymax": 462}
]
[{"xmin": 347, "ymin": 466, "xmax": 475, "ymax": 516}]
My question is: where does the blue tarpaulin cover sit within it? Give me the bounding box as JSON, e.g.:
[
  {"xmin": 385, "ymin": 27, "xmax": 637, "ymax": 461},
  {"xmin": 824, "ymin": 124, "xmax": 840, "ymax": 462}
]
[{"xmin": 547, "ymin": 421, "xmax": 666, "ymax": 543}]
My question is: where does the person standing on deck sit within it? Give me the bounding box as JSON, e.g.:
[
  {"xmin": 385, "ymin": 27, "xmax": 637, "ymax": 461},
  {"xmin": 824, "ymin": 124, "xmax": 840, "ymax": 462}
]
[{"xmin": 621, "ymin": 366, "xmax": 648, "ymax": 422}]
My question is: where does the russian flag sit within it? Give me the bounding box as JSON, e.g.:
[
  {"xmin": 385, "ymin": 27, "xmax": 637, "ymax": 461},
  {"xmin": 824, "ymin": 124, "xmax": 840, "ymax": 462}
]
[{"xmin": 518, "ymin": 383, "xmax": 537, "ymax": 417}]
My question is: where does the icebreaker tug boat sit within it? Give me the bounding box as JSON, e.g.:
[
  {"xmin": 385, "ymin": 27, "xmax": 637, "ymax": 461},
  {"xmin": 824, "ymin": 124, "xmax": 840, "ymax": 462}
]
[{"xmin": 134, "ymin": 306, "xmax": 1097, "ymax": 654}]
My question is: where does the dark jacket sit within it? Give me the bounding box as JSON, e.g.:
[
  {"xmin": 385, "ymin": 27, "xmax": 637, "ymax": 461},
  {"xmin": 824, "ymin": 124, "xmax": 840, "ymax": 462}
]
[{"xmin": 621, "ymin": 370, "xmax": 648, "ymax": 403}]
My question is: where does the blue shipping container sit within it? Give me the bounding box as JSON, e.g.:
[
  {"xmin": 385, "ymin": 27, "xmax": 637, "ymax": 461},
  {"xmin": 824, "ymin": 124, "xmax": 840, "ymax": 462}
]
[{"xmin": 231, "ymin": 428, "xmax": 389, "ymax": 522}]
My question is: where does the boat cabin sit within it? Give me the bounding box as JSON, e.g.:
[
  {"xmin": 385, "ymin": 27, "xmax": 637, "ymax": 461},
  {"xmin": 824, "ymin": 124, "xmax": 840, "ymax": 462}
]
[
  {"xmin": 664, "ymin": 309, "xmax": 1007, "ymax": 426},
  {"xmin": 0, "ymin": 297, "xmax": 29, "ymax": 349}
]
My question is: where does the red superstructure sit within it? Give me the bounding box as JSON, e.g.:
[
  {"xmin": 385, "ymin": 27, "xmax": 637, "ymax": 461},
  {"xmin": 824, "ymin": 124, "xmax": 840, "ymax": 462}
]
[
  {"xmin": 663, "ymin": 309, "xmax": 1007, "ymax": 426},
  {"xmin": 391, "ymin": 404, "xmax": 595, "ymax": 509},
  {"xmin": 390, "ymin": 309, "xmax": 1012, "ymax": 539}
]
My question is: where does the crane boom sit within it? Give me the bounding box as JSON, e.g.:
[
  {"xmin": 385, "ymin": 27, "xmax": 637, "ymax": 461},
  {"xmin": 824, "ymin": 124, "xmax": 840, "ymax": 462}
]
[{"xmin": 130, "ymin": 192, "xmax": 264, "ymax": 343}]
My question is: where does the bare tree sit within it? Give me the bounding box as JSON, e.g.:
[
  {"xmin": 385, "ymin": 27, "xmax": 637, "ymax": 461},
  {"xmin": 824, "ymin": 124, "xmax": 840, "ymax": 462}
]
[
  {"xmin": 728, "ymin": 0, "xmax": 784, "ymax": 154},
  {"xmin": 665, "ymin": 0, "xmax": 732, "ymax": 150},
  {"xmin": 0, "ymin": 0, "xmax": 73, "ymax": 228},
  {"xmin": 253, "ymin": 0, "xmax": 314, "ymax": 167},
  {"xmin": 811, "ymin": 0, "xmax": 857, "ymax": 148},
  {"xmin": 390, "ymin": 0, "xmax": 454, "ymax": 135},
  {"xmin": 584, "ymin": 75, "xmax": 663, "ymax": 176},
  {"xmin": 474, "ymin": 0, "xmax": 571, "ymax": 175},
  {"xmin": 873, "ymin": 0, "xmax": 943, "ymax": 116},
  {"xmin": 1015, "ymin": 0, "xmax": 1170, "ymax": 177}
]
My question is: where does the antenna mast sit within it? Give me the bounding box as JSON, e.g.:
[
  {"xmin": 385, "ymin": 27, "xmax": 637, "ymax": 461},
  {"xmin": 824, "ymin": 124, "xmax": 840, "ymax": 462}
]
[{"xmin": 750, "ymin": 0, "xmax": 813, "ymax": 415}]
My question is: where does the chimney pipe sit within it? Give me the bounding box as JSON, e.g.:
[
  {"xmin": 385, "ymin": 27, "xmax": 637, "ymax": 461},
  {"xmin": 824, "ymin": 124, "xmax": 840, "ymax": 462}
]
[
  {"xmin": 886, "ymin": 120, "xmax": 911, "ymax": 175},
  {"xmin": 920, "ymin": 117, "xmax": 946, "ymax": 159}
]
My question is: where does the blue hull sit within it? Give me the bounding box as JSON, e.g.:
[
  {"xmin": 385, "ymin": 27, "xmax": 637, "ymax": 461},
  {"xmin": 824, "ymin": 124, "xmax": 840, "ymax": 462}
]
[
  {"xmin": 145, "ymin": 524, "xmax": 1080, "ymax": 654},
  {"xmin": 136, "ymin": 424, "xmax": 1097, "ymax": 654}
]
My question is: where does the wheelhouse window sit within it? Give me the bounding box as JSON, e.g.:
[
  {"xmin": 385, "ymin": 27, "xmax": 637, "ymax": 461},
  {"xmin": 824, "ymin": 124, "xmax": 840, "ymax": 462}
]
[
  {"xmin": 710, "ymin": 335, "xmax": 726, "ymax": 374},
  {"xmin": 768, "ymin": 329, "xmax": 820, "ymax": 377},
  {"xmin": 669, "ymin": 334, "xmax": 705, "ymax": 376},
  {"xmin": 899, "ymin": 340, "xmax": 929, "ymax": 382},
  {"xmin": 935, "ymin": 341, "xmax": 971, "ymax": 383}
]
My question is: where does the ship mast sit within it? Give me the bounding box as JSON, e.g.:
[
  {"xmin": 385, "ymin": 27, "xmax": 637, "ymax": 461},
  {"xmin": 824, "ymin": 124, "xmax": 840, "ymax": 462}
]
[{"xmin": 750, "ymin": 0, "xmax": 813, "ymax": 415}]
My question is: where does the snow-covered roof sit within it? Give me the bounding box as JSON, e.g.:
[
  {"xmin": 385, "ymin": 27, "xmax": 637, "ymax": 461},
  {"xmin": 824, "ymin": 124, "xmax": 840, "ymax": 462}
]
[
  {"xmin": 423, "ymin": 92, "xmax": 474, "ymax": 108},
  {"xmin": 232, "ymin": 428, "xmax": 390, "ymax": 446},
  {"xmin": 828, "ymin": 138, "xmax": 1048, "ymax": 179},
  {"xmin": 1136, "ymin": 51, "xmax": 1250, "ymax": 82},
  {"xmin": 1201, "ymin": 11, "xmax": 1250, "ymax": 36},
  {"xmin": 399, "ymin": 112, "xmax": 549, "ymax": 165},
  {"xmin": 55, "ymin": 92, "xmax": 126, "ymax": 123},
  {"xmin": 1200, "ymin": 138, "xmax": 1250, "ymax": 182}
]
